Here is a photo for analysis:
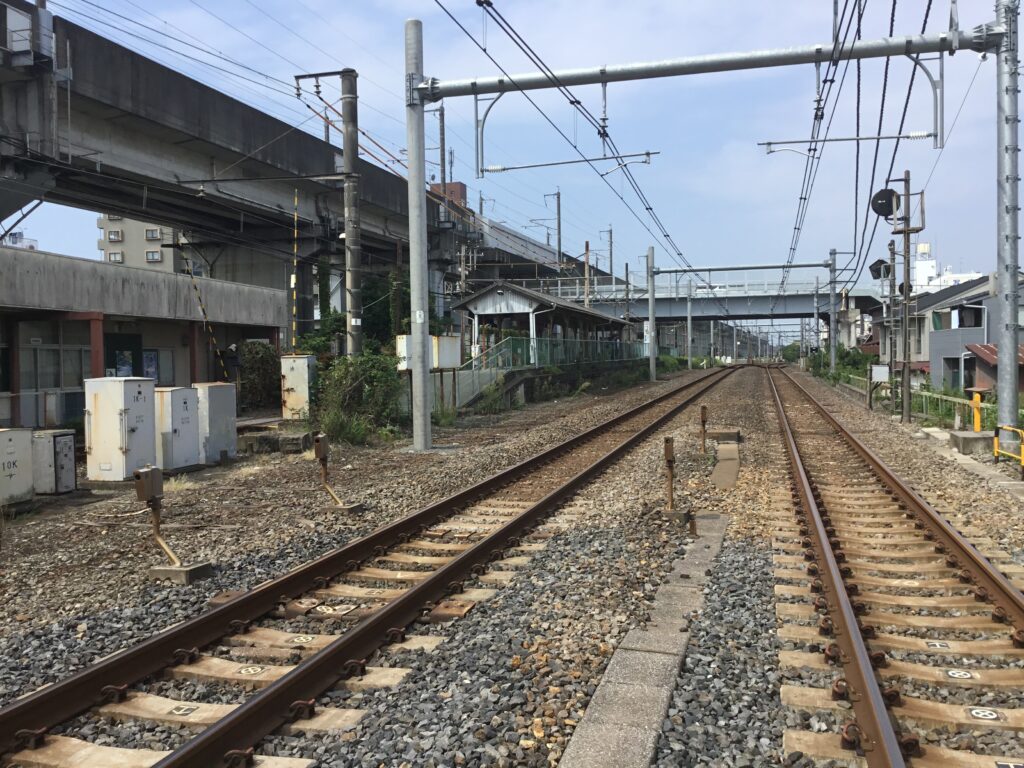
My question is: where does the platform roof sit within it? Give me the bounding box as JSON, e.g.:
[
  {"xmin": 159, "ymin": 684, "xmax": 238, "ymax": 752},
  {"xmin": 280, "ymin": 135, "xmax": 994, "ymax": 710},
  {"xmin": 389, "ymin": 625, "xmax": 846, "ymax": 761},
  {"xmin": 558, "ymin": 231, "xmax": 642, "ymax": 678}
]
[{"xmin": 452, "ymin": 281, "xmax": 629, "ymax": 327}]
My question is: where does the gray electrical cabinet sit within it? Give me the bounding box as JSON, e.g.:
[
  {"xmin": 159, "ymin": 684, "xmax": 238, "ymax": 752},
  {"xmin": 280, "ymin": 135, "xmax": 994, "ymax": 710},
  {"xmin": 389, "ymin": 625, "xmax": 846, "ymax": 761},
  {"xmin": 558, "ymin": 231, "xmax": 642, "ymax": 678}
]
[{"xmin": 32, "ymin": 429, "xmax": 76, "ymax": 494}]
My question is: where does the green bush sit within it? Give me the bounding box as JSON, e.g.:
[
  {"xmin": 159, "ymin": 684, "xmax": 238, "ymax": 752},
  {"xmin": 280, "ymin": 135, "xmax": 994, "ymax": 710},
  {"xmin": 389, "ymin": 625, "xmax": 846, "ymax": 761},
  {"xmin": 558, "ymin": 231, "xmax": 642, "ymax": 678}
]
[
  {"xmin": 657, "ymin": 354, "xmax": 680, "ymax": 373},
  {"xmin": 432, "ymin": 405, "xmax": 457, "ymax": 426},
  {"xmin": 475, "ymin": 376, "xmax": 507, "ymax": 415},
  {"xmin": 238, "ymin": 341, "xmax": 280, "ymax": 411},
  {"xmin": 317, "ymin": 353, "xmax": 402, "ymax": 444}
]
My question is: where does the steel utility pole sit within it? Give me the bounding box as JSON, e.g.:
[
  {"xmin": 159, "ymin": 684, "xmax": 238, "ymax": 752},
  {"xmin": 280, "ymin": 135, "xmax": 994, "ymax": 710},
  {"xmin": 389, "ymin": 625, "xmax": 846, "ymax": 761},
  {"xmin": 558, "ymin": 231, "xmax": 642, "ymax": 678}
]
[
  {"xmin": 997, "ymin": 0, "xmax": 1021, "ymax": 445},
  {"xmin": 887, "ymin": 239, "xmax": 897, "ymax": 371},
  {"xmin": 407, "ymin": 5, "xmax": 1018, "ymax": 464},
  {"xmin": 813, "ymin": 276, "xmax": 820, "ymax": 357},
  {"xmin": 829, "ymin": 249, "xmax": 838, "ymax": 374},
  {"xmin": 647, "ymin": 246, "xmax": 657, "ymax": 381},
  {"xmin": 437, "ymin": 102, "xmax": 447, "ymax": 197},
  {"xmin": 405, "ymin": 20, "xmax": 431, "ymax": 450},
  {"xmin": 544, "ymin": 189, "xmax": 562, "ymax": 273},
  {"xmin": 584, "ymin": 240, "xmax": 591, "ymax": 308},
  {"xmin": 686, "ymin": 280, "xmax": 693, "ymax": 369},
  {"xmin": 342, "ymin": 68, "xmax": 362, "ymax": 356},
  {"xmin": 900, "ymin": 170, "xmax": 913, "ymax": 424}
]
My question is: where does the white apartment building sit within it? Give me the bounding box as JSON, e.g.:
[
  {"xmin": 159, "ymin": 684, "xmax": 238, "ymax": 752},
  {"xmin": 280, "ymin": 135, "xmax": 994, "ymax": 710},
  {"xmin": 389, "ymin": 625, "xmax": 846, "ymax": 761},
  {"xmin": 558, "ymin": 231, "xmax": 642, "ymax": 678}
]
[{"xmin": 96, "ymin": 214, "xmax": 190, "ymax": 273}]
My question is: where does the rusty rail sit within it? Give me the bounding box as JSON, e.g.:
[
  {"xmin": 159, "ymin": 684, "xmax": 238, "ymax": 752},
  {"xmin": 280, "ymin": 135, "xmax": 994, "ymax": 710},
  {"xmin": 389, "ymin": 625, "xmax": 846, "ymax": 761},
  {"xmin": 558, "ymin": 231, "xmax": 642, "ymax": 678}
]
[
  {"xmin": 781, "ymin": 368, "xmax": 1024, "ymax": 635},
  {"xmin": 0, "ymin": 366, "xmax": 734, "ymax": 762},
  {"xmin": 154, "ymin": 366, "xmax": 737, "ymax": 766},
  {"xmin": 766, "ymin": 368, "xmax": 907, "ymax": 767}
]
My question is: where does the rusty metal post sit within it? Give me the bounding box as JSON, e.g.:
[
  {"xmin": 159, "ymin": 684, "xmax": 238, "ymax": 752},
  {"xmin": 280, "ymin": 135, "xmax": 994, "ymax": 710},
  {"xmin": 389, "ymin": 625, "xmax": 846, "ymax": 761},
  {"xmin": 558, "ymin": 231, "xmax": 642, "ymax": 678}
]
[
  {"xmin": 314, "ymin": 433, "xmax": 344, "ymax": 507},
  {"xmin": 663, "ymin": 437, "xmax": 675, "ymax": 512},
  {"xmin": 134, "ymin": 466, "xmax": 181, "ymax": 567},
  {"xmin": 700, "ymin": 405, "xmax": 708, "ymax": 454}
]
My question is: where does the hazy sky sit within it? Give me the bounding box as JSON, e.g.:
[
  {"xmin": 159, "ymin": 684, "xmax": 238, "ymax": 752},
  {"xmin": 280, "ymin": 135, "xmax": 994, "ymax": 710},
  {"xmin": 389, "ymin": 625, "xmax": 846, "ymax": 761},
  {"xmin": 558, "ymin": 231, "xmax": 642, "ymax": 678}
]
[{"xmin": 2, "ymin": 0, "xmax": 1002, "ymax": 298}]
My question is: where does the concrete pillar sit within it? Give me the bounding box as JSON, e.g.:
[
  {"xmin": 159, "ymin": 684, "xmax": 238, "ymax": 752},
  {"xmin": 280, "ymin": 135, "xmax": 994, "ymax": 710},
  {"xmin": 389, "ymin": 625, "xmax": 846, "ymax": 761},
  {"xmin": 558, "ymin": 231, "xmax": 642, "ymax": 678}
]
[
  {"xmin": 88, "ymin": 316, "xmax": 104, "ymax": 380},
  {"xmin": 6, "ymin": 317, "xmax": 19, "ymax": 427},
  {"xmin": 189, "ymin": 321, "xmax": 202, "ymax": 384}
]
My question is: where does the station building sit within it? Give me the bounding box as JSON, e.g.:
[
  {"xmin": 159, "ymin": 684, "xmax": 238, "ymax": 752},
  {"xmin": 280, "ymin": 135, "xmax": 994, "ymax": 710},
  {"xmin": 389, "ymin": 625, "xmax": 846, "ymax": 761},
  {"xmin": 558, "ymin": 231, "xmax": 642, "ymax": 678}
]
[{"xmin": 0, "ymin": 246, "xmax": 287, "ymax": 428}]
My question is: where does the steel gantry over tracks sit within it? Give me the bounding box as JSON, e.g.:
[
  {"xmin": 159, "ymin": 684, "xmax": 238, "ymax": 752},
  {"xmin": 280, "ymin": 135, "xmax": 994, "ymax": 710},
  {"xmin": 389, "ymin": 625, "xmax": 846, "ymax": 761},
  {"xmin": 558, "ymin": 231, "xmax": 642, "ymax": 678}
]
[{"xmin": 402, "ymin": 5, "xmax": 1018, "ymax": 451}]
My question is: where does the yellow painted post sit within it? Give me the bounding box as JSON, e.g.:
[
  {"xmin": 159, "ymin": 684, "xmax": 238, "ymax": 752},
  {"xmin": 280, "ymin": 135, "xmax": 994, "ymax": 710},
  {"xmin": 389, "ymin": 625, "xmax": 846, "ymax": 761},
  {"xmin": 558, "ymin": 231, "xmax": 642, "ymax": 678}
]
[{"xmin": 972, "ymin": 391, "xmax": 983, "ymax": 432}]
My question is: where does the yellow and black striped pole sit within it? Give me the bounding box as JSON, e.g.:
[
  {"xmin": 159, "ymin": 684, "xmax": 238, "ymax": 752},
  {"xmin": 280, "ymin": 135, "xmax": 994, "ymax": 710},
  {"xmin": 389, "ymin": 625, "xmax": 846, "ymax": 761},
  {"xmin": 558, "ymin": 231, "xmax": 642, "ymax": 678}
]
[{"xmin": 183, "ymin": 252, "xmax": 229, "ymax": 380}]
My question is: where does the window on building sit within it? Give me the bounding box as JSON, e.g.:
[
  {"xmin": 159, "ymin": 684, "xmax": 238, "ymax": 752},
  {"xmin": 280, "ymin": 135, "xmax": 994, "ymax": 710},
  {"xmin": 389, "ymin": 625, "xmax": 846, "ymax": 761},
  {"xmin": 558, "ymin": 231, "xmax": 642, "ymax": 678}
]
[
  {"xmin": 145, "ymin": 250, "xmax": 162, "ymax": 262},
  {"xmin": 37, "ymin": 348, "xmax": 60, "ymax": 388},
  {"xmin": 108, "ymin": 251, "xmax": 123, "ymax": 263},
  {"xmin": 108, "ymin": 230, "xmax": 123, "ymax": 242},
  {"xmin": 107, "ymin": 215, "xmax": 122, "ymax": 221},
  {"xmin": 145, "ymin": 228, "xmax": 160, "ymax": 240}
]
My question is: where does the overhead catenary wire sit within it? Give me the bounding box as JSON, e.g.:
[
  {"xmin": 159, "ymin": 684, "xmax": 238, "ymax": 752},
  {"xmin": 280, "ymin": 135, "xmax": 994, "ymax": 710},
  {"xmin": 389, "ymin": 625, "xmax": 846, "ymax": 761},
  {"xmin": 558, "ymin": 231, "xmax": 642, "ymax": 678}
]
[
  {"xmin": 843, "ymin": 0, "xmax": 934, "ymax": 290},
  {"xmin": 464, "ymin": 0, "xmax": 731, "ymax": 312},
  {"xmin": 771, "ymin": 0, "xmax": 860, "ymax": 310}
]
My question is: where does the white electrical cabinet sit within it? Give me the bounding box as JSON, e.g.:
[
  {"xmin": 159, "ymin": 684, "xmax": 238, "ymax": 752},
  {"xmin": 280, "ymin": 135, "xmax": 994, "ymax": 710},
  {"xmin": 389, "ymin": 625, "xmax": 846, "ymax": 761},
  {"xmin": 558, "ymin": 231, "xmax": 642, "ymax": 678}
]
[
  {"xmin": 281, "ymin": 354, "xmax": 317, "ymax": 420},
  {"xmin": 84, "ymin": 377, "xmax": 156, "ymax": 481},
  {"xmin": 395, "ymin": 334, "xmax": 462, "ymax": 370},
  {"xmin": 32, "ymin": 429, "xmax": 76, "ymax": 494},
  {"xmin": 194, "ymin": 382, "xmax": 237, "ymax": 464},
  {"xmin": 155, "ymin": 387, "xmax": 200, "ymax": 471},
  {"xmin": 0, "ymin": 428, "xmax": 34, "ymax": 506}
]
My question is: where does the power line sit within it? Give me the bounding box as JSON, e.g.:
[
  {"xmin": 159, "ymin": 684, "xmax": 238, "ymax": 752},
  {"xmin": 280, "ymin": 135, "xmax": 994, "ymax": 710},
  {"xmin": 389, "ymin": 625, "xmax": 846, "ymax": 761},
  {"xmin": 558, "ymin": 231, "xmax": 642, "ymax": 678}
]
[
  {"xmin": 843, "ymin": 0, "xmax": 934, "ymax": 290},
  {"xmin": 467, "ymin": 0, "xmax": 731, "ymax": 311},
  {"xmin": 771, "ymin": 0, "xmax": 860, "ymax": 309}
]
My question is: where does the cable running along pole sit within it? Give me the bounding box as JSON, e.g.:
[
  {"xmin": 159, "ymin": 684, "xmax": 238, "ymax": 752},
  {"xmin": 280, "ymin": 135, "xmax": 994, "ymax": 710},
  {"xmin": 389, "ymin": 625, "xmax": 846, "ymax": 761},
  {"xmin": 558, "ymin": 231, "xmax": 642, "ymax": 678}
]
[{"xmin": 997, "ymin": 0, "xmax": 1021, "ymax": 445}]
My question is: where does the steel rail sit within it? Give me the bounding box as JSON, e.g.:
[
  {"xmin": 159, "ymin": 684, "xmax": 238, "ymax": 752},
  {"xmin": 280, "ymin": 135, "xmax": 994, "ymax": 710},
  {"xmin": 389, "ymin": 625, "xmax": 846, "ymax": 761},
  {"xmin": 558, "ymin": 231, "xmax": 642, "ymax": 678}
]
[
  {"xmin": 0, "ymin": 366, "xmax": 731, "ymax": 758},
  {"xmin": 766, "ymin": 368, "xmax": 907, "ymax": 767},
  {"xmin": 778, "ymin": 368, "xmax": 1024, "ymax": 637},
  {"xmin": 152, "ymin": 366, "xmax": 738, "ymax": 766}
]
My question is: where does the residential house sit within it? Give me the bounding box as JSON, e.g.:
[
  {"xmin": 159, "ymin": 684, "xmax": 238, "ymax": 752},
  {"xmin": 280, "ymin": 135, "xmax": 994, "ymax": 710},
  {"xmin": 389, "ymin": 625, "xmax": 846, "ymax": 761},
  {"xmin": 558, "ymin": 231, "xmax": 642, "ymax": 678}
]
[
  {"xmin": 876, "ymin": 276, "xmax": 989, "ymax": 388},
  {"xmin": 928, "ymin": 273, "xmax": 1024, "ymax": 392}
]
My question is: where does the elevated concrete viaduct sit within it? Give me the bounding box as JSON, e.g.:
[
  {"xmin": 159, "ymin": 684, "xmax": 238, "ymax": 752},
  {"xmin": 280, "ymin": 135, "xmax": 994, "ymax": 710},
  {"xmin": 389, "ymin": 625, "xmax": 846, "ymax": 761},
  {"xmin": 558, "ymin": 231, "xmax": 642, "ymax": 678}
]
[{"xmin": 0, "ymin": 0, "xmax": 434, "ymax": 334}]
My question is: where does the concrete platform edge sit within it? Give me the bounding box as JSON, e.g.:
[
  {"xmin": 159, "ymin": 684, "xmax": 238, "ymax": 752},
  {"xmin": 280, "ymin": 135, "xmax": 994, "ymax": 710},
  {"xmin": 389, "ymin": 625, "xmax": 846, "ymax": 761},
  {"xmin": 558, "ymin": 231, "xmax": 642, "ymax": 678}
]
[{"xmin": 559, "ymin": 513, "xmax": 729, "ymax": 768}]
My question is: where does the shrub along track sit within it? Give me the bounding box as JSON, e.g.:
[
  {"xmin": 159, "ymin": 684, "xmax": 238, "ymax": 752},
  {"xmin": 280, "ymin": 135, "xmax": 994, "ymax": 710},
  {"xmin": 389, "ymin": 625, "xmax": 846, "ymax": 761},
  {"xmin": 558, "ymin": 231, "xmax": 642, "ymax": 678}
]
[
  {"xmin": 768, "ymin": 365, "xmax": 1024, "ymax": 767},
  {"xmin": 0, "ymin": 367, "xmax": 738, "ymax": 768}
]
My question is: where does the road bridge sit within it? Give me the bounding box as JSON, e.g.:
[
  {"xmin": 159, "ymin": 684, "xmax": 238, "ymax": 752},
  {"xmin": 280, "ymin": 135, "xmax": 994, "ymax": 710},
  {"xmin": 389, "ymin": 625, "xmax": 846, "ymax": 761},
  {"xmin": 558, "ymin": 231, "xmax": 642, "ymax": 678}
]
[{"xmin": 509, "ymin": 276, "xmax": 882, "ymax": 321}]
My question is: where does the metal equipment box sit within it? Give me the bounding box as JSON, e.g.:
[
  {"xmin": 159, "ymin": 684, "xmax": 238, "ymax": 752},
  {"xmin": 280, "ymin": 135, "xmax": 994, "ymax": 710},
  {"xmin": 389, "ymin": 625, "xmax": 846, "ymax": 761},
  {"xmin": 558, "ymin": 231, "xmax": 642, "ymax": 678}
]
[
  {"xmin": 155, "ymin": 387, "xmax": 200, "ymax": 471},
  {"xmin": 84, "ymin": 377, "xmax": 157, "ymax": 481},
  {"xmin": 194, "ymin": 382, "xmax": 237, "ymax": 465},
  {"xmin": 281, "ymin": 354, "xmax": 317, "ymax": 420},
  {"xmin": 32, "ymin": 429, "xmax": 76, "ymax": 494},
  {"xmin": 0, "ymin": 428, "xmax": 34, "ymax": 506},
  {"xmin": 396, "ymin": 334, "xmax": 462, "ymax": 370}
]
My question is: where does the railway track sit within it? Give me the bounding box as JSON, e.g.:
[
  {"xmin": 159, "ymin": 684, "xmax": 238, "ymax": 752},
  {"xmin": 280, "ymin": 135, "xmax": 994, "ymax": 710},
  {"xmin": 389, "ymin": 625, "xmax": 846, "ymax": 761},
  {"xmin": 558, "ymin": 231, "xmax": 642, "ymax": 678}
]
[
  {"xmin": 767, "ymin": 366, "xmax": 1024, "ymax": 767},
  {"xmin": 0, "ymin": 366, "xmax": 736, "ymax": 768}
]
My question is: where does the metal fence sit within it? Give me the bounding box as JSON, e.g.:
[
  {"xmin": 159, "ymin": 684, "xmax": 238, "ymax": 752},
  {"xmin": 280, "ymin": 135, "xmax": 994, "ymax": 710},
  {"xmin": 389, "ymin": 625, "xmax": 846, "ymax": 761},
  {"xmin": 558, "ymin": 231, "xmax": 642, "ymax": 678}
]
[
  {"xmin": 844, "ymin": 374, "xmax": 1008, "ymax": 430},
  {"xmin": 462, "ymin": 336, "xmax": 649, "ymax": 372}
]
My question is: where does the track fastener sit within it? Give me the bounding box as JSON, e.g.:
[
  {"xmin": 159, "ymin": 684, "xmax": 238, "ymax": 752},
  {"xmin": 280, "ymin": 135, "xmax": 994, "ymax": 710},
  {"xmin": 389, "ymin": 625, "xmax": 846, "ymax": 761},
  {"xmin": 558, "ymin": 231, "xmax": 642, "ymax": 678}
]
[
  {"xmin": 341, "ymin": 659, "xmax": 367, "ymax": 678},
  {"xmin": 839, "ymin": 722, "xmax": 862, "ymax": 751},
  {"xmin": 101, "ymin": 684, "xmax": 129, "ymax": 703},
  {"xmin": 830, "ymin": 679, "xmax": 849, "ymax": 700},
  {"xmin": 899, "ymin": 734, "xmax": 923, "ymax": 757},
  {"xmin": 228, "ymin": 619, "xmax": 251, "ymax": 634},
  {"xmin": 172, "ymin": 647, "xmax": 199, "ymax": 665},
  {"xmin": 288, "ymin": 699, "xmax": 316, "ymax": 721},
  {"xmin": 15, "ymin": 728, "xmax": 47, "ymax": 750},
  {"xmin": 386, "ymin": 627, "xmax": 406, "ymax": 643},
  {"xmin": 224, "ymin": 747, "xmax": 256, "ymax": 767}
]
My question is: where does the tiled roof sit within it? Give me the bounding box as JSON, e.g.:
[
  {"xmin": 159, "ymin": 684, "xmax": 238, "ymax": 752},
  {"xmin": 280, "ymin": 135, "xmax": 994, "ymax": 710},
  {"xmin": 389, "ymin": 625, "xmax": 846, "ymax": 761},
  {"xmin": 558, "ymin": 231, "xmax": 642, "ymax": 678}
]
[{"xmin": 965, "ymin": 343, "xmax": 1024, "ymax": 366}]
